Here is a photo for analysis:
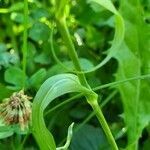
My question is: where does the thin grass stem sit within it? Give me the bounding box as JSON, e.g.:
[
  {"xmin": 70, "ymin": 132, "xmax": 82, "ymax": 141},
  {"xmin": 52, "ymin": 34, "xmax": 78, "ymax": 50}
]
[
  {"xmin": 22, "ymin": 0, "xmax": 28, "ymax": 88},
  {"xmin": 45, "ymin": 74, "xmax": 150, "ymax": 116}
]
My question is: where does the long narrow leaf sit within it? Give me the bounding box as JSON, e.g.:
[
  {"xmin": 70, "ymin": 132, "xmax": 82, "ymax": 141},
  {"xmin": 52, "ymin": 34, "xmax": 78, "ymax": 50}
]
[
  {"xmin": 32, "ymin": 74, "xmax": 90, "ymax": 150},
  {"xmin": 82, "ymin": 0, "xmax": 125, "ymax": 73}
]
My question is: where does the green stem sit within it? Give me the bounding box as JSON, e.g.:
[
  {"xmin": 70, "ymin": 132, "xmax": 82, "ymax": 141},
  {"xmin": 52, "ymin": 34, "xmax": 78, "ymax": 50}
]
[
  {"xmin": 88, "ymin": 98, "xmax": 118, "ymax": 150},
  {"xmin": 56, "ymin": 18, "xmax": 119, "ymax": 150},
  {"xmin": 75, "ymin": 90, "xmax": 118, "ymax": 132},
  {"xmin": 56, "ymin": 19, "xmax": 89, "ymax": 88},
  {"xmin": 22, "ymin": 0, "xmax": 28, "ymax": 87},
  {"xmin": 55, "ymin": 1, "xmax": 118, "ymax": 149},
  {"xmin": 126, "ymin": 141, "xmax": 138, "ymax": 150},
  {"xmin": 45, "ymin": 73, "xmax": 150, "ymax": 115}
]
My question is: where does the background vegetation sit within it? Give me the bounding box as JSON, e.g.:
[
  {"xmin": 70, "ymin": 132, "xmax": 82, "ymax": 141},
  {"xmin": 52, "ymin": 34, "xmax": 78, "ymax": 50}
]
[{"xmin": 0, "ymin": 0, "xmax": 150, "ymax": 149}]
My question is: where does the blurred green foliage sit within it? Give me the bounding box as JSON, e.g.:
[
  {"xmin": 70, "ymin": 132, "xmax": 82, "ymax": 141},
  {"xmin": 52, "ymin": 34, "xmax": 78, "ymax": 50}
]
[{"xmin": 0, "ymin": 0, "xmax": 149, "ymax": 149}]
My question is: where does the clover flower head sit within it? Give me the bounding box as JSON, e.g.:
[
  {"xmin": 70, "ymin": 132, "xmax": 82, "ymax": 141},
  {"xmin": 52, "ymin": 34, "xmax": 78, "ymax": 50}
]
[{"xmin": 0, "ymin": 90, "xmax": 32, "ymax": 130}]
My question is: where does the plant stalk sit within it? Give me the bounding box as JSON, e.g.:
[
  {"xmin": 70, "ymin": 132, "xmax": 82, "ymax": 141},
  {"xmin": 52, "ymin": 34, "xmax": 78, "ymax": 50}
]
[
  {"xmin": 22, "ymin": 0, "xmax": 28, "ymax": 87},
  {"xmin": 88, "ymin": 98, "xmax": 118, "ymax": 150},
  {"xmin": 56, "ymin": 17, "xmax": 119, "ymax": 150},
  {"xmin": 55, "ymin": 1, "xmax": 118, "ymax": 149},
  {"xmin": 56, "ymin": 19, "xmax": 90, "ymax": 88},
  {"xmin": 126, "ymin": 141, "xmax": 138, "ymax": 150}
]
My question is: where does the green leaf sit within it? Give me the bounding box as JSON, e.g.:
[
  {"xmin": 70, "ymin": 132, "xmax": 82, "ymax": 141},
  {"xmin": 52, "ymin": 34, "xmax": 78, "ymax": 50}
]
[
  {"xmin": 57, "ymin": 123, "xmax": 74, "ymax": 150},
  {"xmin": 9, "ymin": 2, "xmax": 24, "ymax": 12},
  {"xmin": 29, "ymin": 22, "xmax": 51, "ymax": 43},
  {"xmin": 10, "ymin": 12, "xmax": 33, "ymax": 24},
  {"xmin": 71, "ymin": 0, "xmax": 107, "ymax": 25},
  {"xmin": 0, "ymin": 43, "xmax": 19, "ymax": 68},
  {"xmin": 113, "ymin": 0, "xmax": 150, "ymax": 148},
  {"xmin": 0, "ymin": 84, "xmax": 13, "ymax": 100},
  {"xmin": 10, "ymin": 12, "xmax": 24, "ymax": 23},
  {"xmin": 0, "ymin": 43, "xmax": 7, "ymax": 52},
  {"xmin": 0, "ymin": 130, "xmax": 13, "ymax": 139},
  {"xmin": 81, "ymin": 0, "xmax": 125, "ymax": 73},
  {"xmin": 114, "ymin": 43, "xmax": 141, "ymax": 146},
  {"xmin": 0, "ymin": 128, "xmax": 13, "ymax": 139},
  {"xmin": 26, "ymin": 42, "xmax": 37, "ymax": 73},
  {"xmin": 0, "ymin": 121, "xmax": 29, "ymax": 139},
  {"xmin": 88, "ymin": 0, "xmax": 118, "ymax": 14},
  {"xmin": 70, "ymin": 124, "xmax": 109, "ymax": 150},
  {"xmin": 4, "ymin": 67, "xmax": 25, "ymax": 90},
  {"xmin": 34, "ymin": 52, "xmax": 51, "ymax": 65},
  {"xmin": 30, "ymin": 8, "xmax": 50, "ymax": 21},
  {"xmin": 28, "ymin": 68, "xmax": 47, "ymax": 89},
  {"xmin": 0, "ymin": 121, "xmax": 14, "ymax": 139},
  {"xmin": 32, "ymin": 74, "xmax": 90, "ymax": 150}
]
